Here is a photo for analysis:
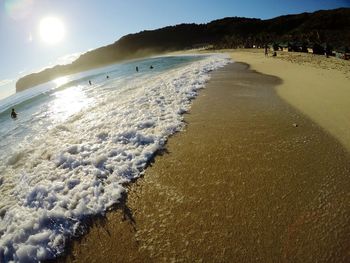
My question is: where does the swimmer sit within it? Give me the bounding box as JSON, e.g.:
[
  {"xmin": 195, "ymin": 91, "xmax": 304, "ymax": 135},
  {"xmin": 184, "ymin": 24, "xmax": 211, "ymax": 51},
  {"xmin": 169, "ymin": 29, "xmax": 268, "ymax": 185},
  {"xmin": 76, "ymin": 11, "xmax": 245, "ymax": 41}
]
[{"xmin": 11, "ymin": 108, "xmax": 17, "ymax": 119}]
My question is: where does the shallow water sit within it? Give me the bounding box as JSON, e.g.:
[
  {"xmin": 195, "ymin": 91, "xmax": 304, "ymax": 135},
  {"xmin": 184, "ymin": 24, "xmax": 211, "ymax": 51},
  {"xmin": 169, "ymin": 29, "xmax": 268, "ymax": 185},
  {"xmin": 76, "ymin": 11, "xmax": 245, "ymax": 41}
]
[{"xmin": 0, "ymin": 54, "xmax": 230, "ymax": 262}]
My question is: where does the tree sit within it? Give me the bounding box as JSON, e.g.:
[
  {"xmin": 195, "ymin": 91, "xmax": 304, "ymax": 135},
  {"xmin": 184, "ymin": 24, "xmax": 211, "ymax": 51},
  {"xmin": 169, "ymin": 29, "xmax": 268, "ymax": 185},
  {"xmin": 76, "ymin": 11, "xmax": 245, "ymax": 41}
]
[{"xmin": 313, "ymin": 43, "xmax": 325, "ymax": 55}]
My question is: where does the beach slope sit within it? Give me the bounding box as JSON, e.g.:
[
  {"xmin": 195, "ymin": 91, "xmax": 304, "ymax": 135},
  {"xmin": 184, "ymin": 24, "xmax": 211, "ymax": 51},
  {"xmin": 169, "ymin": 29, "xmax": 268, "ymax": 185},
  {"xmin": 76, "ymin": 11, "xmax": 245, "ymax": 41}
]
[
  {"xmin": 60, "ymin": 59, "xmax": 350, "ymax": 262},
  {"xmin": 230, "ymin": 49, "xmax": 350, "ymax": 151}
]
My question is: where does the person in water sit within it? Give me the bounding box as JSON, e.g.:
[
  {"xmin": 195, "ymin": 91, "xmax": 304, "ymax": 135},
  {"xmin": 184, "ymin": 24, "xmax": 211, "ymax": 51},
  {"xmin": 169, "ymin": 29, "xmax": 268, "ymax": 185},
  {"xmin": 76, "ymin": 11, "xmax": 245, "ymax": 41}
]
[
  {"xmin": 150, "ymin": 65, "xmax": 154, "ymax": 69},
  {"xmin": 89, "ymin": 80, "xmax": 92, "ymax": 85},
  {"xmin": 11, "ymin": 108, "xmax": 17, "ymax": 119},
  {"xmin": 136, "ymin": 66, "xmax": 139, "ymax": 72}
]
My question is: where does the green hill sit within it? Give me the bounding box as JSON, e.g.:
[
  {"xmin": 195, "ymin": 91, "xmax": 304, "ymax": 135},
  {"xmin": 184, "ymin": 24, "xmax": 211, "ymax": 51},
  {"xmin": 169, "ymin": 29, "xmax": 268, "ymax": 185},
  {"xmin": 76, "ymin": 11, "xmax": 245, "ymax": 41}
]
[{"xmin": 16, "ymin": 8, "xmax": 350, "ymax": 91}]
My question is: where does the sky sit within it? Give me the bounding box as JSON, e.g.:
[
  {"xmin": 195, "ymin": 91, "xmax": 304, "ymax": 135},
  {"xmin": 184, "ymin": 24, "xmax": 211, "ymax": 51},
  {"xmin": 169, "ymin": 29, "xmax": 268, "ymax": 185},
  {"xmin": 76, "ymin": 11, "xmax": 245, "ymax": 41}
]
[{"xmin": 0, "ymin": 0, "xmax": 349, "ymax": 94}]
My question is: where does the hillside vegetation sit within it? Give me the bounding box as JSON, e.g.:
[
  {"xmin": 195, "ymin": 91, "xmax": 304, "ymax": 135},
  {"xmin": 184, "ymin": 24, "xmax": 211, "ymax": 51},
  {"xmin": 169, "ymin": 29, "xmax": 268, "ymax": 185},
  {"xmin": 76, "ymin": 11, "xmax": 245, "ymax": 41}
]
[{"xmin": 16, "ymin": 8, "xmax": 350, "ymax": 91}]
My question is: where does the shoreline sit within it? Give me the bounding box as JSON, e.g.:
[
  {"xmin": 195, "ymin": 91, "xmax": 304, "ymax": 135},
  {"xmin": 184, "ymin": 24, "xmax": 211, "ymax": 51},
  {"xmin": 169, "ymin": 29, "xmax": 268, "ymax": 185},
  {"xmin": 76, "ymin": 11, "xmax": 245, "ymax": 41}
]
[
  {"xmin": 58, "ymin": 56, "xmax": 350, "ymax": 262},
  {"xmin": 227, "ymin": 49, "xmax": 350, "ymax": 152}
]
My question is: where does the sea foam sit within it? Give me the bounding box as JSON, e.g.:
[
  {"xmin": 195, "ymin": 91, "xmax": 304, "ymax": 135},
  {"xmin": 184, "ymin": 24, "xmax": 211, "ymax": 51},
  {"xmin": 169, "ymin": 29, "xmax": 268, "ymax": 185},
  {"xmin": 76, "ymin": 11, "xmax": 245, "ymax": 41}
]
[{"xmin": 0, "ymin": 54, "xmax": 230, "ymax": 262}]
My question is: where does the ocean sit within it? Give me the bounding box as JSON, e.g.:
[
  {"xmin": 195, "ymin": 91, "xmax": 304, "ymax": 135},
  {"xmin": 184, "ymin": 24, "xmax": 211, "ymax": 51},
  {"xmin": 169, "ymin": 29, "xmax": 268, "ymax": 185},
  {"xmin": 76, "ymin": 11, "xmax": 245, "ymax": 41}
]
[{"xmin": 0, "ymin": 54, "xmax": 229, "ymax": 262}]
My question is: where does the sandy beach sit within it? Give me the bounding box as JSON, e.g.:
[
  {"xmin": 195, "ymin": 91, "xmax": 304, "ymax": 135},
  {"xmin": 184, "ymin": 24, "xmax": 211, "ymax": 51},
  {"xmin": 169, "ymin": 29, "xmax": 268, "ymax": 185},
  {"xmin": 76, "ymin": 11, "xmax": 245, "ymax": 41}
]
[
  {"xmin": 229, "ymin": 49, "xmax": 350, "ymax": 152},
  {"xmin": 58, "ymin": 51, "xmax": 350, "ymax": 262}
]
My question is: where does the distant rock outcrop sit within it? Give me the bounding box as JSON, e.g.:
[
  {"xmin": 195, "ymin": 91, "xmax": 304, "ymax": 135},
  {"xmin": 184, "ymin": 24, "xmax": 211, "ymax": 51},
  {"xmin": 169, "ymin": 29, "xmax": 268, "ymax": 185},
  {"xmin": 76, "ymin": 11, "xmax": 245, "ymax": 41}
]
[{"xmin": 16, "ymin": 8, "xmax": 350, "ymax": 92}]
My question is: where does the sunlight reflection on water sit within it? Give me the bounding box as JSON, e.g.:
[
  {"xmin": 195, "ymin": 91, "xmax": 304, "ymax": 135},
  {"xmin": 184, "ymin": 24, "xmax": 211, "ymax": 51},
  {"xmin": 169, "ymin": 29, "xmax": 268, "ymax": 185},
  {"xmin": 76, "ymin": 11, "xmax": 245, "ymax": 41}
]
[
  {"xmin": 48, "ymin": 85, "xmax": 92, "ymax": 123},
  {"xmin": 53, "ymin": 76, "xmax": 69, "ymax": 87}
]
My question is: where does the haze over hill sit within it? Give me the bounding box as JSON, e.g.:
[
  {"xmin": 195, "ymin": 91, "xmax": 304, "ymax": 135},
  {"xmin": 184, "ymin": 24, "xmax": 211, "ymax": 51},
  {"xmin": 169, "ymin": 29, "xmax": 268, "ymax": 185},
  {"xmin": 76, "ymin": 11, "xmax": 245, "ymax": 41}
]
[{"xmin": 16, "ymin": 8, "xmax": 350, "ymax": 92}]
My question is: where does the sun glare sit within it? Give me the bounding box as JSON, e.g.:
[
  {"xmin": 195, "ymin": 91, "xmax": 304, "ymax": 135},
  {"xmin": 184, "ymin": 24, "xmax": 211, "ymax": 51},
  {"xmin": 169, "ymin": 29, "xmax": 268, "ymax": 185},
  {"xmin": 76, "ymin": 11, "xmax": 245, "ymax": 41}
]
[
  {"xmin": 53, "ymin": 76, "xmax": 69, "ymax": 87},
  {"xmin": 39, "ymin": 17, "xmax": 65, "ymax": 44}
]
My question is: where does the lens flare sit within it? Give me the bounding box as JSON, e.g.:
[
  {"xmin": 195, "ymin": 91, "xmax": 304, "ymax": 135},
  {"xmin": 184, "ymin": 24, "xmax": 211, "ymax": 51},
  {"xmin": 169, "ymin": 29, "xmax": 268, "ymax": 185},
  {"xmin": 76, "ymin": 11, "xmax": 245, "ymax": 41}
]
[{"xmin": 5, "ymin": 0, "xmax": 33, "ymax": 20}]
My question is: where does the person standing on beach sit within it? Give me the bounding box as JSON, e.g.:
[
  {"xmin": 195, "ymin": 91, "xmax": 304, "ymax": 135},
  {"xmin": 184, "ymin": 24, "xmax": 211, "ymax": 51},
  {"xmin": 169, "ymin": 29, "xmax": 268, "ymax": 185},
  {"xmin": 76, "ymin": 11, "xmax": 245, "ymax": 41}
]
[
  {"xmin": 264, "ymin": 45, "xmax": 268, "ymax": 57},
  {"xmin": 11, "ymin": 108, "xmax": 17, "ymax": 119}
]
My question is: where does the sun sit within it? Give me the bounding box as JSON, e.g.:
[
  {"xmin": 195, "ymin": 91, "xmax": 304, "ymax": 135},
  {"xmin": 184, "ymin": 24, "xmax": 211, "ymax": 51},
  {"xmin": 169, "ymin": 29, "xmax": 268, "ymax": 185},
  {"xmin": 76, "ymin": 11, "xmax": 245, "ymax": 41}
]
[{"xmin": 39, "ymin": 17, "xmax": 65, "ymax": 44}]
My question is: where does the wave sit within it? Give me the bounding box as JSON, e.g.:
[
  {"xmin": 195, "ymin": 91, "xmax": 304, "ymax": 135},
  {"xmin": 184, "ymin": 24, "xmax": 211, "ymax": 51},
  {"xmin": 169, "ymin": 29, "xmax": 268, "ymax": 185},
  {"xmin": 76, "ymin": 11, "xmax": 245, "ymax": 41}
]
[{"xmin": 0, "ymin": 54, "xmax": 230, "ymax": 262}]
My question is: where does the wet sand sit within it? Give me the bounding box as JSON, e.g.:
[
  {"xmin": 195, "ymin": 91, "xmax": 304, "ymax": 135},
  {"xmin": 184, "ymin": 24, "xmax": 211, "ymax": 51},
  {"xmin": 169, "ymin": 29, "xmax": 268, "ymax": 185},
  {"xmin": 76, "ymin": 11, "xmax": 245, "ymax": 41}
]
[
  {"xmin": 60, "ymin": 62, "xmax": 350, "ymax": 262},
  {"xmin": 229, "ymin": 49, "xmax": 350, "ymax": 152}
]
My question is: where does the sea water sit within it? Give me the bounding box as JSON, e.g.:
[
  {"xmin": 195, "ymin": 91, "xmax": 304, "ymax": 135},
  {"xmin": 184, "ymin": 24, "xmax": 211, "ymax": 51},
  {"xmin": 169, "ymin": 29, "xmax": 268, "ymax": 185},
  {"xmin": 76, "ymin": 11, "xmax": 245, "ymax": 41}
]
[{"xmin": 0, "ymin": 54, "xmax": 230, "ymax": 262}]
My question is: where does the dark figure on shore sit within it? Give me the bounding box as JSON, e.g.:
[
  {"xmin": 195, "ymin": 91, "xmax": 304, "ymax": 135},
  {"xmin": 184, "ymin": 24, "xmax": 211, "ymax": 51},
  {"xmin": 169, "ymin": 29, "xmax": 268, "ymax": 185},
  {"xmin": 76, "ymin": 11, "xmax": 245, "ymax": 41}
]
[
  {"xmin": 264, "ymin": 45, "xmax": 268, "ymax": 57},
  {"xmin": 11, "ymin": 108, "xmax": 17, "ymax": 119},
  {"xmin": 89, "ymin": 80, "xmax": 92, "ymax": 85},
  {"xmin": 150, "ymin": 65, "xmax": 154, "ymax": 69},
  {"xmin": 136, "ymin": 66, "xmax": 139, "ymax": 72}
]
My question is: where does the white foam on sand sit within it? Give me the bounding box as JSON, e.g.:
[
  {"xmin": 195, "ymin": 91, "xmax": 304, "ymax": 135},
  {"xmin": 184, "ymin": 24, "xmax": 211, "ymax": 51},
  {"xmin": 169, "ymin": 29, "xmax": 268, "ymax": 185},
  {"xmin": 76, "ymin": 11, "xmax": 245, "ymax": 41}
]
[{"xmin": 0, "ymin": 54, "xmax": 230, "ymax": 262}]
